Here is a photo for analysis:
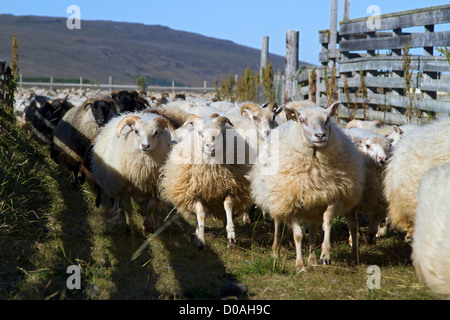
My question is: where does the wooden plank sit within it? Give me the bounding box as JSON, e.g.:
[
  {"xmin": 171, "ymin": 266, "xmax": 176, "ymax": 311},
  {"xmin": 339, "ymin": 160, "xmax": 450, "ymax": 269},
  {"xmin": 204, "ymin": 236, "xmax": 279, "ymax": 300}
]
[
  {"xmin": 338, "ymin": 56, "xmax": 450, "ymax": 73},
  {"xmin": 335, "ymin": 76, "xmax": 450, "ymax": 93},
  {"xmin": 336, "ymin": 92, "xmax": 450, "ymax": 113},
  {"xmin": 339, "ymin": 5, "xmax": 450, "ymax": 35},
  {"xmin": 334, "ymin": 104, "xmax": 431, "ymax": 125},
  {"xmin": 339, "ymin": 30, "xmax": 450, "ymax": 51}
]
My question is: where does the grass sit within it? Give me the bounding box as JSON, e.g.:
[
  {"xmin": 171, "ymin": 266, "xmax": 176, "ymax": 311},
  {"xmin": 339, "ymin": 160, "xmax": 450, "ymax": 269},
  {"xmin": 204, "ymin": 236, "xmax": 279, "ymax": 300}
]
[{"xmin": 0, "ymin": 104, "xmax": 441, "ymax": 300}]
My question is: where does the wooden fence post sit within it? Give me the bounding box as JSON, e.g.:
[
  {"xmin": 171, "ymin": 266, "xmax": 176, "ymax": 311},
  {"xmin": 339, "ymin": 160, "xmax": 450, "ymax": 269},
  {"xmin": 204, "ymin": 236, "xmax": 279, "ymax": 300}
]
[
  {"xmin": 260, "ymin": 36, "xmax": 269, "ymax": 76},
  {"xmin": 285, "ymin": 29, "xmax": 299, "ymax": 103},
  {"xmin": 329, "ymin": 0, "xmax": 339, "ymax": 61},
  {"xmin": 109, "ymin": 75, "xmax": 113, "ymax": 92},
  {"xmin": 343, "ymin": 0, "xmax": 351, "ymax": 21},
  {"xmin": 50, "ymin": 75, "xmax": 53, "ymax": 91}
]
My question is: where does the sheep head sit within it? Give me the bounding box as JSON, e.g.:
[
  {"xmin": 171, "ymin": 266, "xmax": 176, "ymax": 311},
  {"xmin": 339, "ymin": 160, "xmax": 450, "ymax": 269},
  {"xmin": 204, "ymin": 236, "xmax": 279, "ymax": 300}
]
[
  {"xmin": 84, "ymin": 98, "xmax": 120, "ymax": 126},
  {"xmin": 284, "ymin": 102, "xmax": 340, "ymax": 149},
  {"xmin": 116, "ymin": 115, "xmax": 173, "ymax": 153},
  {"xmin": 184, "ymin": 114, "xmax": 234, "ymax": 158},
  {"xmin": 240, "ymin": 102, "xmax": 282, "ymax": 140},
  {"xmin": 355, "ymin": 136, "xmax": 393, "ymax": 167}
]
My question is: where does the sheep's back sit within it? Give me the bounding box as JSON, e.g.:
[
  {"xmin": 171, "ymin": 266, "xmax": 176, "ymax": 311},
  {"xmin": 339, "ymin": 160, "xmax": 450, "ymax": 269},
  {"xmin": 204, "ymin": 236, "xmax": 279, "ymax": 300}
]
[
  {"xmin": 412, "ymin": 163, "xmax": 450, "ymax": 299},
  {"xmin": 384, "ymin": 118, "xmax": 450, "ymax": 234},
  {"xmin": 159, "ymin": 158, "xmax": 252, "ymax": 217}
]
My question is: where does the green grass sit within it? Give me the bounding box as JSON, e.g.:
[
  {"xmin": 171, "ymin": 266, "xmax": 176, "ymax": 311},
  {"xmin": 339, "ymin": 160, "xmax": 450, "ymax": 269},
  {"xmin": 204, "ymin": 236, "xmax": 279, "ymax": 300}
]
[{"xmin": 0, "ymin": 104, "xmax": 441, "ymax": 300}]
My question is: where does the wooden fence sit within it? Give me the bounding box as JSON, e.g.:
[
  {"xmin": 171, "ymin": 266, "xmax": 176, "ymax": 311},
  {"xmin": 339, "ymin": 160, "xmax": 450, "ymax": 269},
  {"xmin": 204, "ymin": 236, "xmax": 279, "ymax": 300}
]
[{"xmin": 296, "ymin": 4, "xmax": 450, "ymax": 125}]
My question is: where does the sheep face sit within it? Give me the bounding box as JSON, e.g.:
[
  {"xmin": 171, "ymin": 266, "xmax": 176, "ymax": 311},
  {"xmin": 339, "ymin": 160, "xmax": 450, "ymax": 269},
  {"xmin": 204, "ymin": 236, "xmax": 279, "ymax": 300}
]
[
  {"xmin": 116, "ymin": 115, "xmax": 172, "ymax": 154},
  {"xmin": 85, "ymin": 99, "xmax": 120, "ymax": 126},
  {"xmin": 198, "ymin": 127, "xmax": 222, "ymax": 157},
  {"xmin": 285, "ymin": 102, "xmax": 339, "ymax": 149},
  {"xmin": 357, "ymin": 136, "xmax": 393, "ymax": 167},
  {"xmin": 241, "ymin": 102, "xmax": 282, "ymax": 140},
  {"xmin": 185, "ymin": 114, "xmax": 234, "ymax": 162}
]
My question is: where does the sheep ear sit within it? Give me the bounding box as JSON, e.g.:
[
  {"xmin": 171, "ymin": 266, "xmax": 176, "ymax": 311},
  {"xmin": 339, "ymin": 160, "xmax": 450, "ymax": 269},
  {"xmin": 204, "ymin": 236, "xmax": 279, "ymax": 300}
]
[
  {"xmin": 284, "ymin": 106, "xmax": 299, "ymax": 122},
  {"xmin": 209, "ymin": 113, "xmax": 220, "ymax": 119},
  {"xmin": 326, "ymin": 101, "xmax": 340, "ymax": 117},
  {"xmin": 215, "ymin": 116, "xmax": 234, "ymax": 128},
  {"xmin": 393, "ymin": 126, "xmax": 403, "ymax": 135},
  {"xmin": 116, "ymin": 115, "xmax": 141, "ymax": 138}
]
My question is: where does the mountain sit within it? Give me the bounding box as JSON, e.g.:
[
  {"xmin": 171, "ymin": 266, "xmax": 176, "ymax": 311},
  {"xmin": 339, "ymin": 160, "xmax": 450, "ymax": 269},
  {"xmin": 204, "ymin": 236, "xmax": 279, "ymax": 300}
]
[{"xmin": 0, "ymin": 14, "xmax": 309, "ymax": 87}]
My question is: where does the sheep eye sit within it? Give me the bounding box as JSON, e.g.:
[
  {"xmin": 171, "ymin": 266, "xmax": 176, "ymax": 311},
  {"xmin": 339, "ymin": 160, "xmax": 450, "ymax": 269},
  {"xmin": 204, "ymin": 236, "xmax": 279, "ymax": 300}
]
[
  {"xmin": 135, "ymin": 129, "xmax": 140, "ymax": 135},
  {"xmin": 198, "ymin": 130, "xmax": 203, "ymax": 138},
  {"xmin": 325, "ymin": 117, "xmax": 330, "ymax": 125},
  {"xmin": 153, "ymin": 130, "xmax": 159, "ymax": 136},
  {"xmin": 366, "ymin": 144, "xmax": 371, "ymax": 149},
  {"xmin": 299, "ymin": 117, "xmax": 305, "ymax": 124},
  {"xmin": 253, "ymin": 116, "xmax": 260, "ymax": 123}
]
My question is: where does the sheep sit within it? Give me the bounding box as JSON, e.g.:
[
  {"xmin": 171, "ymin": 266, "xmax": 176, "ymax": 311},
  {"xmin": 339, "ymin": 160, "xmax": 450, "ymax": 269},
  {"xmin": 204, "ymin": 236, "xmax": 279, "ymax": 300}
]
[
  {"xmin": 237, "ymin": 102, "xmax": 283, "ymax": 141},
  {"xmin": 30, "ymin": 96, "xmax": 74, "ymax": 144},
  {"xmin": 158, "ymin": 114, "xmax": 253, "ymax": 249},
  {"xmin": 346, "ymin": 119, "xmax": 397, "ymax": 136},
  {"xmin": 383, "ymin": 118, "xmax": 450, "ymax": 240},
  {"xmin": 411, "ymin": 163, "xmax": 450, "ymax": 299},
  {"xmin": 249, "ymin": 102, "xmax": 365, "ymax": 270},
  {"xmin": 51, "ymin": 98, "xmax": 121, "ymax": 186},
  {"xmin": 91, "ymin": 111, "xmax": 174, "ymax": 234},
  {"xmin": 109, "ymin": 89, "xmax": 149, "ymax": 112},
  {"xmin": 347, "ymin": 128, "xmax": 394, "ymax": 244}
]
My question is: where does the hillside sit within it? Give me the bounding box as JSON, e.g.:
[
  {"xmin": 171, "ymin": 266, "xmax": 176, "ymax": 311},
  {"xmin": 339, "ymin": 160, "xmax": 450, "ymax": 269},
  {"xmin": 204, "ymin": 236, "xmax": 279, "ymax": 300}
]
[{"xmin": 0, "ymin": 14, "xmax": 307, "ymax": 87}]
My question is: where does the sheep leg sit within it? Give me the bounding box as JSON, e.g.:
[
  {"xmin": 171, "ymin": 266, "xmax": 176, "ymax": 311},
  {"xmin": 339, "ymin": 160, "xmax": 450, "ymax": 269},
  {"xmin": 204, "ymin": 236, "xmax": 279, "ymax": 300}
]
[
  {"xmin": 223, "ymin": 195, "xmax": 236, "ymax": 246},
  {"xmin": 307, "ymin": 222, "xmax": 319, "ymax": 266},
  {"xmin": 320, "ymin": 203, "xmax": 341, "ymax": 265},
  {"xmin": 121, "ymin": 197, "xmax": 134, "ymax": 235},
  {"xmin": 143, "ymin": 197, "xmax": 158, "ymax": 233},
  {"xmin": 271, "ymin": 218, "xmax": 281, "ymax": 259},
  {"xmin": 367, "ymin": 211, "xmax": 386, "ymax": 245},
  {"xmin": 195, "ymin": 201, "xmax": 206, "ymax": 250},
  {"xmin": 291, "ymin": 214, "xmax": 305, "ymax": 271},
  {"xmin": 345, "ymin": 211, "xmax": 360, "ymax": 264}
]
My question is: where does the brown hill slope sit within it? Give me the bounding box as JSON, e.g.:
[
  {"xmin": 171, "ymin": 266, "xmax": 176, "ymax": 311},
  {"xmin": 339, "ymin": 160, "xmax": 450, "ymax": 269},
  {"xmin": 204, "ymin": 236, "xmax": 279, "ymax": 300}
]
[{"xmin": 0, "ymin": 14, "xmax": 309, "ymax": 87}]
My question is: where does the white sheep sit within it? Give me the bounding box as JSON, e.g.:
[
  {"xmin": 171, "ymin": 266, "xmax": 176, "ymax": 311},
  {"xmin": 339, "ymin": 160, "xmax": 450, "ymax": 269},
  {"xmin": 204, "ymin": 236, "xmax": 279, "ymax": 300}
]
[
  {"xmin": 91, "ymin": 111, "xmax": 174, "ymax": 234},
  {"xmin": 383, "ymin": 118, "xmax": 450, "ymax": 240},
  {"xmin": 347, "ymin": 128, "xmax": 394, "ymax": 244},
  {"xmin": 158, "ymin": 114, "xmax": 252, "ymax": 249},
  {"xmin": 411, "ymin": 163, "xmax": 450, "ymax": 299},
  {"xmin": 249, "ymin": 102, "xmax": 365, "ymax": 270}
]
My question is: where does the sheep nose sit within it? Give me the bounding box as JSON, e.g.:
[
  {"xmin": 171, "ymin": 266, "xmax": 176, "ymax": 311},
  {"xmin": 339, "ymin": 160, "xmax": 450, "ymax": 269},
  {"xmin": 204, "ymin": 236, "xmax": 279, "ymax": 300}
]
[
  {"xmin": 315, "ymin": 133, "xmax": 326, "ymax": 140},
  {"xmin": 140, "ymin": 144, "xmax": 150, "ymax": 151},
  {"xmin": 379, "ymin": 156, "xmax": 387, "ymax": 164}
]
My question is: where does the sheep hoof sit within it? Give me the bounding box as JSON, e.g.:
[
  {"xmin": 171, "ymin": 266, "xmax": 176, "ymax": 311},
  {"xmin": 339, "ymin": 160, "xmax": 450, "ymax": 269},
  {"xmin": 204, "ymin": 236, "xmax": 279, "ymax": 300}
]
[
  {"xmin": 227, "ymin": 240, "xmax": 236, "ymax": 249},
  {"xmin": 197, "ymin": 243, "xmax": 205, "ymax": 251},
  {"xmin": 321, "ymin": 259, "xmax": 331, "ymax": 265}
]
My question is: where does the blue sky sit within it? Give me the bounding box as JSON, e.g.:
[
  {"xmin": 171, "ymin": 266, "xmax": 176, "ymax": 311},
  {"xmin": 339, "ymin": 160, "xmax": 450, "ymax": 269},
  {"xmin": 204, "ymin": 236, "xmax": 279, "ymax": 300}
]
[{"xmin": 2, "ymin": 0, "xmax": 449, "ymax": 64}]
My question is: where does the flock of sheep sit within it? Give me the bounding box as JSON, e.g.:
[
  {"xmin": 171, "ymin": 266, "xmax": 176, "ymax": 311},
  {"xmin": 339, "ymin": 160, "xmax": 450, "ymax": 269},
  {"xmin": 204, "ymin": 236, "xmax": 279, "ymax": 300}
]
[{"xmin": 13, "ymin": 87, "xmax": 450, "ymax": 299}]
